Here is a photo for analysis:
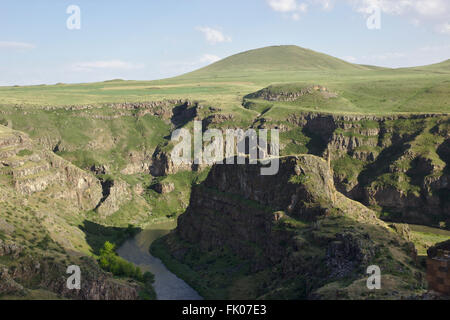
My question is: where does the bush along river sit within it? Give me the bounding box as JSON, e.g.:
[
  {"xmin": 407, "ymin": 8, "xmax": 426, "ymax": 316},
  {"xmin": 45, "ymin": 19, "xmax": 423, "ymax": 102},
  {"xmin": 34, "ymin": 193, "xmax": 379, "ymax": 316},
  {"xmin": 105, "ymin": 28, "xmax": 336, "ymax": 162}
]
[{"xmin": 117, "ymin": 221, "xmax": 202, "ymax": 300}]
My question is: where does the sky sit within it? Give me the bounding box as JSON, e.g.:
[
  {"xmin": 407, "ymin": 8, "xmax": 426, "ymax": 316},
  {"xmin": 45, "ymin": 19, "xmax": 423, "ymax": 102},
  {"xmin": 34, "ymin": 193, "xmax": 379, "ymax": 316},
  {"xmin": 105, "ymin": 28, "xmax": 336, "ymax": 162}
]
[{"xmin": 0, "ymin": 0, "xmax": 449, "ymax": 86}]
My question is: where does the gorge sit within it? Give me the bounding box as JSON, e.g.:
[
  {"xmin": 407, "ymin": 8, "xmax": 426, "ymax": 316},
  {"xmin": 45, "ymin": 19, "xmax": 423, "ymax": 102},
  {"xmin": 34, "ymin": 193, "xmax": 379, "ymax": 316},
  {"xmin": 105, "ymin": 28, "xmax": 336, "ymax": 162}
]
[{"xmin": 0, "ymin": 45, "xmax": 449, "ymax": 300}]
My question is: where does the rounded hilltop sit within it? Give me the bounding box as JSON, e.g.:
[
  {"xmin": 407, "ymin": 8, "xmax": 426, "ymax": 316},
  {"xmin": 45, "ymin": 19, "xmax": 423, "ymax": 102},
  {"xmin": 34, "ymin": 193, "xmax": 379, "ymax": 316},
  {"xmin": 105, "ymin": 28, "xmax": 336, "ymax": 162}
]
[{"xmin": 180, "ymin": 45, "xmax": 369, "ymax": 78}]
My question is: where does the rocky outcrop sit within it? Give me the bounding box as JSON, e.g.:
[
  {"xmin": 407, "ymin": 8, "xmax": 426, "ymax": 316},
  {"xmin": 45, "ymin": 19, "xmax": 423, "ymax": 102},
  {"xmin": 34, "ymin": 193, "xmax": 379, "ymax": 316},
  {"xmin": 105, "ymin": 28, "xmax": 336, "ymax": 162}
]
[
  {"xmin": 245, "ymin": 84, "xmax": 337, "ymax": 102},
  {"xmin": 120, "ymin": 151, "xmax": 152, "ymax": 175},
  {"xmin": 202, "ymin": 113, "xmax": 235, "ymax": 129},
  {"xmin": 153, "ymin": 182, "xmax": 175, "ymax": 194},
  {"xmin": 96, "ymin": 178, "xmax": 132, "ymax": 217},
  {"xmin": 150, "ymin": 148, "xmax": 198, "ymax": 176},
  {"xmin": 0, "ymin": 239, "xmax": 23, "ymax": 258},
  {"xmin": 157, "ymin": 155, "xmax": 421, "ymax": 299},
  {"xmin": 0, "ymin": 267, "xmax": 25, "ymax": 296},
  {"xmin": 0, "ymin": 246, "xmax": 141, "ymax": 300},
  {"xmin": 326, "ymin": 232, "xmax": 378, "ymax": 278},
  {"xmin": 282, "ymin": 114, "xmax": 450, "ymax": 227},
  {"xmin": 176, "ymin": 156, "xmax": 380, "ymax": 261},
  {"xmin": 0, "ymin": 125, "xmax": 103, "ymax": 211}
]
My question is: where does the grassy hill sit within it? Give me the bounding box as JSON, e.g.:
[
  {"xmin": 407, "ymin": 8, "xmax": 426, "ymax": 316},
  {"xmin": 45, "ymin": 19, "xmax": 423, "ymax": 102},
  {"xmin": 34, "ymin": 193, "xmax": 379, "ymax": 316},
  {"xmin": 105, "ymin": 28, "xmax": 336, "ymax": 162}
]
[
  {"xmin": 411, "ymin": 59, "xmax": 450, "ymax": 72},
  {"xmin": 0, "ymin": 45, "xmax": 448, "ymax": 115},
  {"xmin": 179, "ymin": 45, "xmax": 369, "ymax": 79}
]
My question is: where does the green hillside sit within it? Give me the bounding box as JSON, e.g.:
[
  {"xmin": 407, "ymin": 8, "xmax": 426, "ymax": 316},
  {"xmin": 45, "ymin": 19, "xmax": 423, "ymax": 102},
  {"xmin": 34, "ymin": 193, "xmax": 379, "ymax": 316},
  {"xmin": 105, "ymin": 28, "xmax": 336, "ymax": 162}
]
[
  {"xmin": 411, "ymin": 59, "xmax": 450, "ymax": 72},
  {"xmin": 0, "ymin": 45, "xmax": 448, "ymax": 115},
  {"xmin": 179, "ymin": 45, "xmax": 369, "ymax": 79}
]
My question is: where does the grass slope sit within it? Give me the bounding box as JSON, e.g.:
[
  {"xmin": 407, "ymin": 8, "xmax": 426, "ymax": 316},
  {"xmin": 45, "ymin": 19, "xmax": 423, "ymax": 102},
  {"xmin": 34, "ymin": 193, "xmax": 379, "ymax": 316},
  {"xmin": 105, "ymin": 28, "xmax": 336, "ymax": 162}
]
[
  {"xmin": 179, "ymin": 45, "xmax": 369, "ymax": 78},
  {"xmin": 0, "ymin": 45, "xmax": 448, "ymax": 115}
]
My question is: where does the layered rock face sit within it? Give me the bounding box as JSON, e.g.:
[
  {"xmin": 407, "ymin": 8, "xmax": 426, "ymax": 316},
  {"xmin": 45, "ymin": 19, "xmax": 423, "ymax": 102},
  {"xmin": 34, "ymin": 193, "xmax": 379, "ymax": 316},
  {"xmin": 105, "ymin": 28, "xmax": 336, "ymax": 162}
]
[
  {"xmin": 96, "ymin": 178, "xmax": 132, "ymax": 217},
  {"xmin": 0, "ymin": 239, "xmax": 140, "ymax": 300},
  {"xmin": 176, "ymin": 156, "xmax": 379, "ymax": 262},
  {"xmin": 0, "ymin": 125, "xmax": 135, "ymax": 217},
  {"xmin": 0, "ymin": 125, "xmax": 144, "ymax": 300},
  {"xmin": 286, "ymin": 114, "xmax": 450, "ymax": 227},
  {"xmin": 245, "ymin": 84, "xmax": 337, "ymax": 102},
  {"xmin": 0, "ymin": 126, "xmax": 102, "ymax": 210},
  {"xmin": 159, "ymin": 155, "xmax": 423, "ymax": 299}
]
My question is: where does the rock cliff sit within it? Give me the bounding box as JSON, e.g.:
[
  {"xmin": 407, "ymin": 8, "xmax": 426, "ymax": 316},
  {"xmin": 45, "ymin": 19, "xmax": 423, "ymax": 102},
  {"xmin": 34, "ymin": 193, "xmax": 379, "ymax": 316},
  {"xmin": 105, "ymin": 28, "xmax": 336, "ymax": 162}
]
[
  {"xmin": 155, "ymin": 155, "xmax": 425, "ymax": 299},
  {"xmin": 0, "ymin": 126, "xmax": 102, "ymax": 210},
  {"xmin": 283, "ymin": 113, "xmax": 450, "ymax": 227},
  {"xmin": 0, "ymin": 239, "xmax": 140, "ymax": 300},
  {"xmin": 0, "ymin": 125, "xmax": 147, "ymax": 299}
]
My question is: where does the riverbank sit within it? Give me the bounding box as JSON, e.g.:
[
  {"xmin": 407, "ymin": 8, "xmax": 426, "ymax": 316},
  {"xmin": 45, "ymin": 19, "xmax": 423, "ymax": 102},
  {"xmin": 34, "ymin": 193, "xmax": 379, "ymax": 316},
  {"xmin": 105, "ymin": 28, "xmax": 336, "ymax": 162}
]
[{"xmin": 117, "ymin": 221, "xmax": 202, "ymax": 300}]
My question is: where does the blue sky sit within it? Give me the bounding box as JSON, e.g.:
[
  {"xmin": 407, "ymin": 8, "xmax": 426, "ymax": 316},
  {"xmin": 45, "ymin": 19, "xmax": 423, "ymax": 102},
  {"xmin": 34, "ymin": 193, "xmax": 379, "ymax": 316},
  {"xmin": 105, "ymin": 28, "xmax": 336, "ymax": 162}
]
[{"xmin": 1, "ymin": 0, "xmax": 449, "ymax": 85}]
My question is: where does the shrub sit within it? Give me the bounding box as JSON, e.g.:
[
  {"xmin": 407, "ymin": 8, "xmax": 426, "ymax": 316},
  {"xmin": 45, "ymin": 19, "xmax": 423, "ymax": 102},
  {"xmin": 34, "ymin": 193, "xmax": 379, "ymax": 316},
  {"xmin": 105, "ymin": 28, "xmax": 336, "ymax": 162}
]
[
  {"xmin": 17, "ymin": 149, "xmax": 33, "ymax": 157},
  {"xmin": 98, "ymin": 241, "xmax": 152, "ymax": 283}
]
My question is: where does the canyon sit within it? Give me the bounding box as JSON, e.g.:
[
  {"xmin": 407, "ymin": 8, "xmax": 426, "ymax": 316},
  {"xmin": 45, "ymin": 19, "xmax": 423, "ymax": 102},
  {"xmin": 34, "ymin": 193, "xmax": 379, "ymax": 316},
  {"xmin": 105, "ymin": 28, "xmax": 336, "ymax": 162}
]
[{"xmin": 0, "ymin": 45, "xmax": 449, "ymax": 300}]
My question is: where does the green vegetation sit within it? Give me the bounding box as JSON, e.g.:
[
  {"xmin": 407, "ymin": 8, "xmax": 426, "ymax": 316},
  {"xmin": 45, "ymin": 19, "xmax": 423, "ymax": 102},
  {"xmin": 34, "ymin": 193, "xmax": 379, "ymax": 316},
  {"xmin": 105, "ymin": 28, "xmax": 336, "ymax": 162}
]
[
  {"xmin": 5, "ymin": 109, "xmax": 171, "ymax": 173},
  {"xmin": 17, "ymin": 149, "xmax": 33, "ymax": 157},
  {"xmin": 142, "ymin": 171, "xmax": 204, "ymax": 220},
  {"xmin": 0, "ymin": 46, "xmax": 449, "ymax": 115},
  {"xmin": 98, "ymin": 241, "xmax": 143, "ymax": 279},
  {"xmin": 79, "ymin": 221, "xmax": 140, "ymax": 254},
  {"xmin": 410, "ymin": 224, "xmax": 450, "ymax": 256},
  {"xmin": 153, "ymin": 214, "xmax": 426, "ymax": 300},
  {"xmin": 289, "ymin": 173, "xmax": 310, "ymax": 185},
  {"xmin": 332, "ymin": 155, "xmax": 366, "ymax": 186},
  {"xmin": 97, "ymin": 241, "xmax": 156, "ymax": 299},
  {"xmin": 151, "ymin": 237, "xmax": 251, "ymax": 299}
]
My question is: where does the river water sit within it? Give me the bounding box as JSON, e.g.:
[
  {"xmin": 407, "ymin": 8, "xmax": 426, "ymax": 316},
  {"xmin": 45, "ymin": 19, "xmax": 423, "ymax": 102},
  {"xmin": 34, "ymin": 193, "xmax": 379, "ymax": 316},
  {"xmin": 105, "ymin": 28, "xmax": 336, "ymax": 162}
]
[{"xmin": 117, "ymin": 221, "xmax": 203, "ymax": 300}]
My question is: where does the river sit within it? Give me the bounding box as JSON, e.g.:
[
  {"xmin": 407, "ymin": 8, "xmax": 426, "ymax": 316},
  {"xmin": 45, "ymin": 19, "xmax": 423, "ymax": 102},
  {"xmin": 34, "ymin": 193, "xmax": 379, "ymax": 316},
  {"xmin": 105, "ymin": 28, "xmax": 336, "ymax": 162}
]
[{"xmin": 117, "ymin": 221, "xmax": 203, "ymax": 300}]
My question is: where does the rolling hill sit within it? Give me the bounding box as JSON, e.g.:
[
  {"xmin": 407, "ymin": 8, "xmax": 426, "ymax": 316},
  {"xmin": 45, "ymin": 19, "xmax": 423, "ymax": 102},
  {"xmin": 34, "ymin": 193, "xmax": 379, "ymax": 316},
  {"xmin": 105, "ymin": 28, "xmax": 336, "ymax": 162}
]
[
  {"xmin": 179, "ymin": 45, "xmax": 371, "ymax": 79},
  {"xmin": 411, "ymin": 59, "xmax": 450, "ymax": 72},
  {"xmin": 0, "ymin": 45, "xmax": 448, "ymax": 115}
]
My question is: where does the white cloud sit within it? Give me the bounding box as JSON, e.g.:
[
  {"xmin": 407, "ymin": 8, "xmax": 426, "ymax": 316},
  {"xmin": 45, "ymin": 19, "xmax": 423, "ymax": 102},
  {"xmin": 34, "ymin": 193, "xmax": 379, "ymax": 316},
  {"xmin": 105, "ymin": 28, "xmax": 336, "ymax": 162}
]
[
  {"xmin": 298, "ymin": 3, "xmax": 308, "ymax": 12},
  {"xmin": 196, "ymin": 27, "xmax": 232, "ymax": 44},
  {"xmin": 350, "ymin": 0, "xmax": 448, "ymax": 16},
  {"xmin": 199, "ymin": 54, "xmax": 221, "ymax": 64},
  {"xmin": 267, "ymin": 0, "xmax": 308, "ymax": 20},
  {"xmin": 437, "ymin": 22, "xmax": 450, "ymax": 34},
  {"xmin": 0, "ymin": 41, "xmax": 36, "ymax": 50},
  {"xmin": 71, "ymin": 60, "xmax": 143, "ymax": 72},
  {"xmin": 267, "ymin": 0, "xmax": 299, "ymax": 12},
  {"xmin": 267, "ymin": 0, "xmax": 450, "ymax": 33},
  {"xmin": 413, "ymin": 0, "xmax": 447, "ymax": 16},
  {"xmin": 292, "ymin": 13, "xmax": 301, "ymax": 20},
  {"xmin": 313, "ymin": 0, "xmax": 335, "ymax": 10},
  {"xmin": 349, "ymin": 0, "xmax": 449, "ymax": 33}
]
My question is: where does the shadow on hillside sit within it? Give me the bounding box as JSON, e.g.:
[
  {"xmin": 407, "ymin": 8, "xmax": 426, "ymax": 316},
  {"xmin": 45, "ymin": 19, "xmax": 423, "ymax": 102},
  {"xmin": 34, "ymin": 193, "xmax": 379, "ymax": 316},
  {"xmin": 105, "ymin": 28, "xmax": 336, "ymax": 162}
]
[
  {"xmin": 303, "ymin": 116, "xmax": 337, "ymax": 156},
  {"xmin": 437, "ymin": 138, "xmax": 450, "ymax": 174},
  {"xmin": 303, "ymin": 128, "xmax": 328, "ymax": 156},
  {"xmin": 79, "ymin": 220, "xmax": 141, "ymax": 255},
  {"xmin": 171, "ymin": 102, "xmax": 197, "ymax": 128}
]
